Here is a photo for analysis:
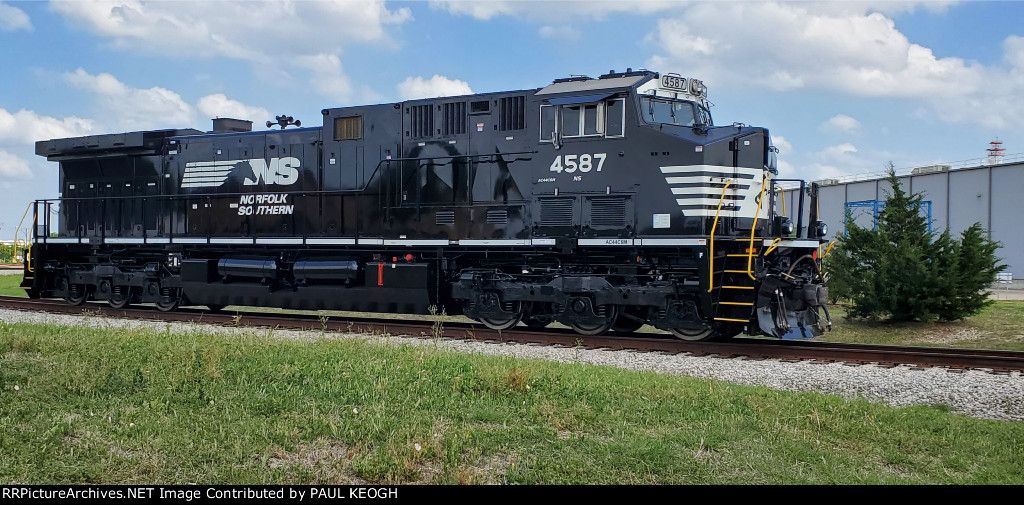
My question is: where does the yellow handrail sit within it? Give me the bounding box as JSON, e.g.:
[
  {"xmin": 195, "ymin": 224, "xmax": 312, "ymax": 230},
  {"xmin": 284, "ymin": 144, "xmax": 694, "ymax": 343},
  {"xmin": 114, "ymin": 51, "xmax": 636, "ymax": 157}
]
[
  {"xmin": 746, "ymin": 177, "xmax": 768, "ymax": 280},
  {"xmin": 13, "ymin": 202, "xmax": 32, "ymax": 250},
  {"xmin": 707, "ymin": 179, "xmax": 733, "ymax": 293},
  {"xmin": 775, "ymin": 185, "xmax": 786, "ymax": 217},
  {"xmin": 821, "ymin": 241, "xmax": 836, "ymax": 258},
  {"xmin": 764, "ymin": 238, "xmax": 782, "ymax": 256}
]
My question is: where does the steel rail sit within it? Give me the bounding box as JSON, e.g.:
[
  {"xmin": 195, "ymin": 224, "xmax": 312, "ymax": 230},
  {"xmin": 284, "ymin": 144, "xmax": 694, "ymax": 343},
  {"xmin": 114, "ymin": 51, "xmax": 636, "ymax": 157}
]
[{"xmin": 1, "ymin": 296, "xmax": 1022, "ymax": 373}]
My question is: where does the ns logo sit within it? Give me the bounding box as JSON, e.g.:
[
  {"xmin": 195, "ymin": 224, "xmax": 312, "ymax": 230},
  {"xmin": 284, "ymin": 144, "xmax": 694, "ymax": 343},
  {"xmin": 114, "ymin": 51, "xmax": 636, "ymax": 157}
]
[
  {"xmin": 244, "ymin": 157, "xmax": 301, "ymax": 186},
  {"xmin": 180, "ymin": 157, "xmax": 302, "ymax": 189}
]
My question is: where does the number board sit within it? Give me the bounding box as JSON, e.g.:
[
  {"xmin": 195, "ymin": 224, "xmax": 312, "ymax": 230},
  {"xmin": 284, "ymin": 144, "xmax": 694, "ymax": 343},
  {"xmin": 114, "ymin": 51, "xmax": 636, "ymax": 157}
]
[{"xmin": 661, "ymin": 75, "xmax": 687, "ymax": 91}]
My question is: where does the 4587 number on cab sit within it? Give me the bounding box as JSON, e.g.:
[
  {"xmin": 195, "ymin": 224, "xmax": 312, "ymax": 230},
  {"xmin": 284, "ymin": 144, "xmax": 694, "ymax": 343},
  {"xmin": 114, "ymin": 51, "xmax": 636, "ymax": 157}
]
[{"xmin": 549, "ymin": 153, "xmax": 607, "ymax": 174}]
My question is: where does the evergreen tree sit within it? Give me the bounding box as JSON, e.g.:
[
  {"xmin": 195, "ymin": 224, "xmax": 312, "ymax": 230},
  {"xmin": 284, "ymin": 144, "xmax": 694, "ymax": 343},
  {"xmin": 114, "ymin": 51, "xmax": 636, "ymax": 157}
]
[{"xmin": 824, "ymin": 163, "xmax": 1005, "ymax": 321}]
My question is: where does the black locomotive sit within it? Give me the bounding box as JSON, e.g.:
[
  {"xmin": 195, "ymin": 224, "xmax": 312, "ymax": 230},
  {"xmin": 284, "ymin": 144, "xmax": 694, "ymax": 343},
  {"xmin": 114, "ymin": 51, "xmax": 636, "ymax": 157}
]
[{"xmin": 22, "ymin": 69, "xmax": 831, "ymax": 339}]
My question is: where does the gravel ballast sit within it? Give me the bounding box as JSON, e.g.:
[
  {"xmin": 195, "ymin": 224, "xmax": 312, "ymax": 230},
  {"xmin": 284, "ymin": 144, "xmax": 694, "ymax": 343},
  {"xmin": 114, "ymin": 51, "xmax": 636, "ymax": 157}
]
[{"xmin": 2, "ymin": 307, "xmax": 1022, "ymax": 421}]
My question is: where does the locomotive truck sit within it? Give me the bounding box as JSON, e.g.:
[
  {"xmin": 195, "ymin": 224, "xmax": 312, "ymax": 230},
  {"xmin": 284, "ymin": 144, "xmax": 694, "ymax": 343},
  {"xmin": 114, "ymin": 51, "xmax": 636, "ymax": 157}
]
[{"xmin": 22, "ymin": 69, "xmax": 831, "ymax": 339}]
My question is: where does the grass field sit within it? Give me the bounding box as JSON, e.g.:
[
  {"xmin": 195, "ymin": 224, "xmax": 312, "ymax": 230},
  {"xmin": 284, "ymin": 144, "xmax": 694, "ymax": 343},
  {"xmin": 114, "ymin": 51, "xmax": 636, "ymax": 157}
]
[
  {"xmin": 0, "ymin": 273, "xmax": 26, "ymax": 297},
  {"xmin": 1, "ymin": 320, "xmax": 1022, "ymax": 484}
]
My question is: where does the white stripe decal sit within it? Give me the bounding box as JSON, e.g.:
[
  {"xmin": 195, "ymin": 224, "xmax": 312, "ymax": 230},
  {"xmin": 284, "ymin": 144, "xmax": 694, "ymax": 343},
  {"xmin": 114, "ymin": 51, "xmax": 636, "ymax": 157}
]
[
  {"xmin": 458, "ymin": 239, "xmax": 532, "ymax": 246},
  {"xmin": 255, "ymin": 238, "xmax": 304, "ymax": 245},
  {"xmin": 675, "ymin": 198, "xmax": 746, "ymax": 207},
  {"xmin": 171, "ymin": 238, "xmax": 208, "ymax": 244},
  {"xmin": 578, "ymin": 238, "xmax": 635, "ymax": 246},
  {"xmin": 671, "ymin": 187, "xmax": 742, "ymax": 195},
  {"xmin": 105, "ymin": 238, "xmax": 145, "ymax": 244},
  {"xmin": 306, "ymin": 238, "xmax": 356, "ymax": 245},
  {"xmin": 146, "ymin": 238, "xmax": 171, "ymax": 244},
  {"xmin": 765, "ymin": 239, "xmax": 820, "ymax": 248},
  {"xmin": 358, "ymin": 238, "xmax": 384, "ymax": 245},
  {"xmin": 44, "ymin": 237, "xmax": 79, "ymax": 243},
  {"xmin": 660, "ymin": 165, "xmax": 763, "ymax": 175},
  {"xmin": 531, "ymin": 238, "xmax": 556, "ymax": 246},
  {"xmin": 639, "ymin": 238, "xmax": 708, "ymax": 246},
  {"xmin": 383, "ymin": 239, "xmax": 450, "ymax": 246},
  {"xmin": 210, "ymin": 238, "xmax": 254, "ymax": 244}
]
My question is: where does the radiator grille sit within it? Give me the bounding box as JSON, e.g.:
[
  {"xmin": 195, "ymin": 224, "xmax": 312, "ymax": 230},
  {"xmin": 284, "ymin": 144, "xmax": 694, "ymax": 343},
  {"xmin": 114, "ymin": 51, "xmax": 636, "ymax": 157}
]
[
  {"xmin": 442, "ymin": 102, "xmax": 466, "ymax": 136},
  {"xmin": 499, "ymin": 96, "xmax": 525, "ymax": 131},
  {"xmin": 435, "ymin": 211, "xmax": 455, "ymax": 225},
  {"xmin": 590, "ymin": 198, "xmax": 627, "ymax": 227},
  {"xmin": 410, "ymin": 105, "xmax": 433, "ymax": 138},
  {"xmin": 486, "ymin": 209, "xmax": 508, "ymax": 224},
  {"xmin": 540, "ymin": 199, "xmax": 574, "ymax": 227}
]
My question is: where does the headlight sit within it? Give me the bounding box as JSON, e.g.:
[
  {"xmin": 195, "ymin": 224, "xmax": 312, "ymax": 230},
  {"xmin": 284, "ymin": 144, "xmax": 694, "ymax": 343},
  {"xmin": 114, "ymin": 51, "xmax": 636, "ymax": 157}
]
[
  {"xmin": 774, "ymin": 216, "xmax": 794, "ymax": 237},
  {"xmin": 815, "ymin": 221, "xmax": 828, "ymax": 237}
]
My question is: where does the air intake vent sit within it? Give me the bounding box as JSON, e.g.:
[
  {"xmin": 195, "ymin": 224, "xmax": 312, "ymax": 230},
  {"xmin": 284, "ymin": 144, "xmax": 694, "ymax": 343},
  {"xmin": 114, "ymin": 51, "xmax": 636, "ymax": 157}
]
[
  {"xmin": 442, "ymin": 102, "xmax": 466, "ymax": 136},
  {"xmin": 410, "ymin": 104, "xmax": 433, "ymax": 139},
  {"xmin": 486, "ymin": 209, "xmax": 508, "ymax": 224},
  {"xmin": 499, "ymin": 96, "xmax": 525, "ymax": 131},
  {"xmin": 435, "ymin": 210, "xmax": 455, "ymax": 225},
  {"xmin": 540, "ymin": 199, "xmax": 574, "ymax": 227},
  {"xmin": 590, "ymin": 198, "xmax": 627, "ymax": 227}
]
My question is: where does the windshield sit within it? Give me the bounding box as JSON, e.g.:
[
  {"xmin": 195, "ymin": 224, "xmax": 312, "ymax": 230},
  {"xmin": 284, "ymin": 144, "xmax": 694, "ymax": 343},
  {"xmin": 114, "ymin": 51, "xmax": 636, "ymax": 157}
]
[{"xmin": 640, "ymin": 97, "xmax": 711, "ymax": 126}]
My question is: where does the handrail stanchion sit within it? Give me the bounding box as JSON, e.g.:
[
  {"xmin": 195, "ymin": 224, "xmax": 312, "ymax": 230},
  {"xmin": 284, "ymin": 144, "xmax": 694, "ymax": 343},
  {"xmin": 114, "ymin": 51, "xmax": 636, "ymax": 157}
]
[
  {"xmin": 746, "ymin": 177, "xmax": 768, "ymax": 280},
  {"xmin": 708, "ymin": 179, "xmax": 733, "ymax": 293}
]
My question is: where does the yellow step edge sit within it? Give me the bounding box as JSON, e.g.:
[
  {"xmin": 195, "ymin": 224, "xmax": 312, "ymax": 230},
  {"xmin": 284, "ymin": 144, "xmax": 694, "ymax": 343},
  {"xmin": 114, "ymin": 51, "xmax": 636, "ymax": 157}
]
[
  {"xmin": 719, "ymin": 301, "xmax": 754, "ymax": 306},
  {"xmin": 714, "ymin": 317, "xmax": 748, "ymax": 322},
  {"xmin": 724, "ymin": 270, "xmax": 750, "ymax": 273},
  {"xmin": 721, "ymin": 285, "xmax": 755, "ymax": 290},
  {"xmin": 726, "ymin": 254, "xmax": 754, "ymax": 257}
]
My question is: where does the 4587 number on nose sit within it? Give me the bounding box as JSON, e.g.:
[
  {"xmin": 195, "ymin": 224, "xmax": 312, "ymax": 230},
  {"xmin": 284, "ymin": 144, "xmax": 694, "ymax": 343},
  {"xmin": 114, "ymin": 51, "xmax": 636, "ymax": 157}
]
[{"xmin": 549, "ymin": 153, "xmax": 607, "ymax": 174}]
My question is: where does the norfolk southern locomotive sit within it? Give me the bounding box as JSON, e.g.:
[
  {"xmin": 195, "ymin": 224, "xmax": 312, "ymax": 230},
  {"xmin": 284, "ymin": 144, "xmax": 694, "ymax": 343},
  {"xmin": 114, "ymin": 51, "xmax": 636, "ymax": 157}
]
[{"xmin": 23, "ymin": 69, "xmax": 831, "ymax": 339}]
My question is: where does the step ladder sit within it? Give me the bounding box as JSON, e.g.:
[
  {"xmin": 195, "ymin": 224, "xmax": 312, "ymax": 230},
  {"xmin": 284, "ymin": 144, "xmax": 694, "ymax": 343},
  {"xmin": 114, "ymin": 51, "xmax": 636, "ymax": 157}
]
[{"xmin": 710, "ymin": 244, "xmax": 758, "ymax": 324}]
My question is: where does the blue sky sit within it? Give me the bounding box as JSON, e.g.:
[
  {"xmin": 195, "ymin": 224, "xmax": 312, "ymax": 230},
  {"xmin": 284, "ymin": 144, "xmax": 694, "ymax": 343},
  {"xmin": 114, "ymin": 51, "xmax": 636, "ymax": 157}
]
[{"xmin": 2, "ymin": 0, "xmax": 1023, "ymax": 239}]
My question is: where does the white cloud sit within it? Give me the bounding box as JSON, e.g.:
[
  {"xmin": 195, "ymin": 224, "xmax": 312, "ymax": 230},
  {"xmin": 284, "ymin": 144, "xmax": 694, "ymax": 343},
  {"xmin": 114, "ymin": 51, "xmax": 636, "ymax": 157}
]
[
  {"xmin": 0, "ymin": 150, "xmax": 32, "ymax": 179},
  {"xmin": 772, "ymin": 135, "xmax": 793, "ymax": 154},
  {"xmin": 197, "ymin": 94, "xmax": 271, "ymax": 124},
  {"xmin": 821, "ymin": 114, "xmax": 862, "ymax": 133},
  {"xmin": 430, "ymin": 0, "xmax": 680, "ymax": 20},
  {"xmin": 0, "ymin": 108, "xmax": 94, "ymax": 144},
  {"xmin": 819, "ymin": 143, "xmax": 860, "ymax": 161},
  {"xmin": 397, "ymin": 75, "xmax": 473, "ymax": 100},
  {"xmin": 647, "ymin": 2, "xmax": 1024, "ymax": 128},
  {"xmin": 295, "ymin": 53, "xmax": 354, "ymax": 103},
  {"xmin": 50, "ymin": 1, "xmax": 412, "ymax": 102},
  {"xmin": 51, "ymin": 1, "xmax": 411, "ymax": 60},
  {"xmin": 539, "ymin": 25, "xmax": 580, "ymax": 41},
  {"xmin": 61, "ymin": 68, "xmax": 269, "ymax": 133},
  {"xmin": 64, "ymin": 68, "xmax": 193, "ymax": 130},
  {"xmin": 0, "ymin": 2, "xmax": 31, "ymax": 31}
]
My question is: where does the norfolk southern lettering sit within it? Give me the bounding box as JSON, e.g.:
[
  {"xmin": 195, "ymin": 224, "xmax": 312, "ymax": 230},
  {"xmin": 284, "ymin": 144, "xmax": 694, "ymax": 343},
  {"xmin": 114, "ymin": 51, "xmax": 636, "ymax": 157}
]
[{"xmin": 237, "ymin": 193, "xmax": 294, "ymax": 216}]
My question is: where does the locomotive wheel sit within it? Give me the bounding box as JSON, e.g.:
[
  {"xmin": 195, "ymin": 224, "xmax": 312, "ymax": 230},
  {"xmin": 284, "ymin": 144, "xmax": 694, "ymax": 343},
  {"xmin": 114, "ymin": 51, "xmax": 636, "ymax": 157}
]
[
  {"xmin": 65, "ymin": 284, "xmax": 88, "ymax": 306},
  {"xmin": 155, "ymin": 289, "xmax": 182, "ymax": 312},
  {"xmin": 569, "ymin": 305, "xmax": 619, "ymax": 336},
  {"xmin": 108, "ymin": 287, "xmax": 131, "ymax": 309},
  {"xmin": 479, "ymin": 300, "xmax": 524, "ymax": 331},
  {"xmin": 668, "ymin": 326, "xmax": 716, "ymax": 341},
  {"xmin": 611, "ymin": 307, "xmax": 646, "ymax": 333}
]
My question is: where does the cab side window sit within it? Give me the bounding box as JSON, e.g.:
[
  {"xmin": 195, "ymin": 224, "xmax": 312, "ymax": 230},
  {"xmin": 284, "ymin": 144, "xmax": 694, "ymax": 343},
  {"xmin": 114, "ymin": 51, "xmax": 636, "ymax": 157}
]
[{"xmin": 539, "ymin": 98, "xmax": 625, "ymax": 142}]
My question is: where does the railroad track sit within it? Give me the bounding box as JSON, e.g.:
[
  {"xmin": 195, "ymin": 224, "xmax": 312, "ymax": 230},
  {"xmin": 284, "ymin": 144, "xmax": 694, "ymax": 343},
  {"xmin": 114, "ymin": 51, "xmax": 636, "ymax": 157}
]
[{"xmin": 1, "ymin": 295, "xmax": 1022, "ymax": 373}]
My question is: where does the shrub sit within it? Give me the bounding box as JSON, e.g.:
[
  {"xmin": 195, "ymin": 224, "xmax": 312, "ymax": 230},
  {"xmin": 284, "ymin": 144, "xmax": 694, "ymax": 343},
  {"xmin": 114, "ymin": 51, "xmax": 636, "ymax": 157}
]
[{"xmin": 824, "ymin": 164, "xmax": 1005, "ymax": 321}]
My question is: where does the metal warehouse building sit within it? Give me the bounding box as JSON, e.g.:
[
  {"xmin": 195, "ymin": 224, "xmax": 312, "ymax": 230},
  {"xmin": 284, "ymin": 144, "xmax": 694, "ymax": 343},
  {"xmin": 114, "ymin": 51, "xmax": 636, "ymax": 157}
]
[{"xmin": 782, "ymin": 159, "xmax": 1024, "ymax": 283}]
